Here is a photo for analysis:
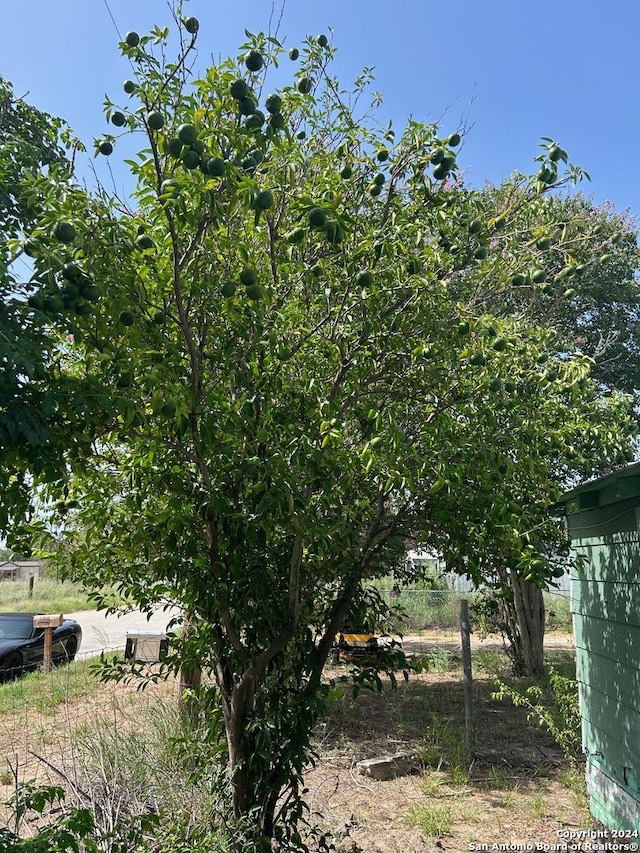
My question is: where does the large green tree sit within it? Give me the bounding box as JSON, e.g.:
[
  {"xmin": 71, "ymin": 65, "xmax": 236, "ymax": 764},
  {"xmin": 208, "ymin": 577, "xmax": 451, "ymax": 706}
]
[
  {"xmin": 439, "ymin": 183, "xmax": 640, "ymax": 674},
  {"xmin": 0, "ymin": 78, "xmax": 95, "ymax": 535},
  {"xmin": 17, "ymin": 18, "xmax": 634, "ymax": 850}
]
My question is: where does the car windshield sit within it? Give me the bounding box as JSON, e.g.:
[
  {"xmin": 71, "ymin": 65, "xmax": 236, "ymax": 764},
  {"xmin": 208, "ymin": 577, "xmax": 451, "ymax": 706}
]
[{"xmin": 0, "ymin": 617, "xmax": 34, "ymax": 640}]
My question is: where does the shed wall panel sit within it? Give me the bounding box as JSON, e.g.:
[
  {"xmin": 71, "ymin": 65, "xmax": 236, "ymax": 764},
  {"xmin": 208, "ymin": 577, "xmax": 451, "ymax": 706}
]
[{"xmin": 573, "ymin": 610, "xmax": 640, "ymax": 667}]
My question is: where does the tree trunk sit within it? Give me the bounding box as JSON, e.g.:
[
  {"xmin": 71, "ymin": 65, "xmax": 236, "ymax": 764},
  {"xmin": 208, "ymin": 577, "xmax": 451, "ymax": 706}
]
[
  {"xmin": 502, "ymin": 576, "xmax": 545, "ymax": 675},
  {"xmin": 178, "ymin": 613, "xmax": 202, "ymax": 721}
]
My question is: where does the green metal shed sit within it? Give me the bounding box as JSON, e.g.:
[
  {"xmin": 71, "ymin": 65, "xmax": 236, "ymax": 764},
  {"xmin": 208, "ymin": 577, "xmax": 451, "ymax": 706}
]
[{"xmin": 559, "ymin": 463, "xmax": 640, "ymax": 830}]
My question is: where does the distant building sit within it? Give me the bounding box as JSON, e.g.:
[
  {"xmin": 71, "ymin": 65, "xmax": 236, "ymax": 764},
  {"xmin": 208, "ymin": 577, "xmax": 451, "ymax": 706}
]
[{"xmin": 0, "ymin": 561, "xmax": 44, "ymax": 582}]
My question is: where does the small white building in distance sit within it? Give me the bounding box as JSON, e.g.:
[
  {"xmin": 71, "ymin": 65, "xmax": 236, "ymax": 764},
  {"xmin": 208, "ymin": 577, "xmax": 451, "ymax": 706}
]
[{"xmin": 0, "ymin": 561, "xmax": 44, "ymax": 582}]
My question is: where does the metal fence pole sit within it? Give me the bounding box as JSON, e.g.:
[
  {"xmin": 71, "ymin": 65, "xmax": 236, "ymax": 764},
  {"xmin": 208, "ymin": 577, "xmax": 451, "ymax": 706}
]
[{"xmin": 460, "ymin": 598, "xmax": 475, "ymax": 759}]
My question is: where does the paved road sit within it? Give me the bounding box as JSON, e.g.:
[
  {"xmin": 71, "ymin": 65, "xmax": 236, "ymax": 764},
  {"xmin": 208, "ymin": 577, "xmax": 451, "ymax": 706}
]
[{"xmin": 66, "ymin": 606, "xmax": 182, "ymax": 658}]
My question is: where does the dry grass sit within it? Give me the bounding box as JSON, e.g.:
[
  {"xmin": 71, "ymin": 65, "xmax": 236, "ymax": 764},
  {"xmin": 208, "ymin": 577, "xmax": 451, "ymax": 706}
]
[
  {"xmin": 0, "ymin": 639, "xmax": 590, "ymax": 851},
  {"xmin": 309, "ymin": 648, "xmax": 591, "ymax": 852}
]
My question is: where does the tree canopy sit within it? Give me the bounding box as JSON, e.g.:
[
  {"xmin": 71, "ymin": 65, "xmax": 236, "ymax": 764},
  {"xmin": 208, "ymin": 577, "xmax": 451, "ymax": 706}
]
[
  {"xmin": 0, "ymin": 78, "xmax": 94, "ymax": 532},
  {"xmin": 5, "ymin": 18, "xmax": 637, "ymax": 850}
]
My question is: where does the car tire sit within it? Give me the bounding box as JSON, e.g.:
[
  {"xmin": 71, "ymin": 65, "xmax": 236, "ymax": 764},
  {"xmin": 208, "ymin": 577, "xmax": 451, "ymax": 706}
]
[
  {"xmin": 64, "ymin": 636, "xmax": 78, "ymax": 663},
  {"xmin": 3, "ymin": 651, "xmax": 23, "ymax": 680}
]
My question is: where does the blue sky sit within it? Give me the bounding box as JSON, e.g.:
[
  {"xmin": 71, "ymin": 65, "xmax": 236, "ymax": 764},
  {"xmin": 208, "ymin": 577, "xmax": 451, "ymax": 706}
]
[{"xmin": 2, "ymin": 0, "xmax": 639, "ymax": 218}]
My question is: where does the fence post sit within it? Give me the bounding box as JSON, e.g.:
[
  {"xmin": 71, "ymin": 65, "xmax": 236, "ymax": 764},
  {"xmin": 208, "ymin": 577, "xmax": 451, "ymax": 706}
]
[{"xmin": 460, "ymin": 598, "xmax": 475, "ymax": 760}]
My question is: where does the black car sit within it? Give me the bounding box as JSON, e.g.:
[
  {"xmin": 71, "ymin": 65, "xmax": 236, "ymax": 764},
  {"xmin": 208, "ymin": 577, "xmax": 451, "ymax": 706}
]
[{"xmin": 0, "ymin": 613, "xmax": 82, "ymax": 678}]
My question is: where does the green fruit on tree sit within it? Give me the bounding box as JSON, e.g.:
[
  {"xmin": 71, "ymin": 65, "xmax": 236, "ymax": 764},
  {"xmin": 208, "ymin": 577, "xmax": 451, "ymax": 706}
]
[
  {"xmin": 430, "ymin": 148, "xmax": 445, "ymax": 164},
  {"xmin": 265, "ymin": 93, "xmax": 282, "ymax": 114},
  {"xmin": 432, "ymin": 163, "xmax": 449, "ymax": 180},
  {"xmin": 99, "ymin": 140, "xmax": 114, "ymax": 155},
  {"xmin": 62, "ymin": 262, "xmax": 82, "ymax": 282},
  {"xmin": 118, "ymin": 310, "xmax": 134, "ymax": 326},
  {"xmin": 167, "ymin": 138, "xmax": 183, "ymax": 157},
  {"xmin": 511, "ymin": 273, "xmax": 527, "ymax": 286},
  {"xmin": 44, "ymin": 295, "xmax": 64, "ymax": 314},
  {"xmin": 28, "ymin": 294, "xmax": 44, "ymax": 311},
  {"xmin": 205, "ymin": 157, "xmax": 225, "ymax": 177},
  {"xmin": 238, "ymin": 97, "xmax": 257, "ymax": 116},
  {"xmin": 373, "ymin": 172, "xmax": 385, "ymax": 186},
  {"xmin": 288, "ymin": 47, "xmax": 299, "ymax": 60},
  {"xmin": 147, "ymin": 111, "xmax": 164, "ymax": 131},
  {"xmin": 177, "ymin": 123, "xmax": 197, "ymax": 145},
  {"xmin": 457, "ymin": 321, "xmax": 470, "ymax": 336},
  {"xmin": 448, "ymin": 132, "xmax": 461, "ymax": 146},
  {"xmin": 357, "ymin": 271, "xmax": 373, "ymax": 287},
  {"xmin": 160, "ymin": 401, "xmax": 176, "ymax": 417},
  {"xmin": 81, "ymin": 285, "xmax": 99, "ymax": 302},
  {"xmin": 376, "ymin": 149, "xmax": 389, "ymax": 162},
  {"xmin": 184, "ymin": 16, "xmax": 199, "ymax": 34},
  {"xmin": 325, "ymin": 220, "xmax": 345, "ymax": 244},
  {"xmin": 269, "ymin": 112, "xmax": 285, "ymax": 130},
  {"xmin": 254, "ymin": 189, "xmax": 274, "ymax": 210},
  {"xmin": 311, "ymin": 263, "xmax": 323, "ymax": 278},
  {"xmin": 308, "ymin": 207, "xmax": 327, "ymax": 228},
  {"xmin": 116, "ymin": 372, "xmax": 134, "ymax": 388},
  {"xmin": 181, "ymin": 150, "xmax": 200, "ymax": 170},
  {"xmin": 488, "ymin": 377, "xmax": 502, "ymax": 392},
  {"xmin": 317, "ymin": 33, "xmax": 328, "ymax": 47},
  {"xmin": 287, "ymin": 227, "xmax": 306, "ymax": 244},
  {"xmin": 221, "ymin": 280, "xmax": 236, "ymax": 298},
  {"xmin": 54, "ymin": 222, "xmax": 76, "ymax": 244},
  {"xmin": 469, "ymin": 219, "xmax": 483, "ymax": 234},
  {"xmin": 152, "ymin": 310, "xmax": 166, "ymax": 324},
  {"xmin": 123, "ymin": 79, "xmax": 136, "ymax": 94},
  {"xmin": 125, "ymin": 31, "xmax": 140, "ymax": 47},
  {"xmin": 296, "ymin": 130, "xmax": 306, "ymax": 140},
  {"xmin": 473, "ymin": 246, "xmax": 487, "ymax": 260},
  {"xmin": 504, "ymin": 380, "xmax": 517, "ymax": 393},
  {"xmin": 536, "ymin": 236, "xmax": 552, "ymax": 250},
  {"xmin": 246, "ymin": 283, "xmax": 262, "ymax": 300},
  {"xmin": 492, "ymin": 337, "xmax": 508, "ymax": 352},
  {"xmin": 111, "ymin": 111, "xmax": 126, "ymax": 127},
  {"xmin": 245, "ymin": 50, "xmax": 264, "ymax": 72},
  {"xmin": 297, "ymin": 77, "xmax": 313, "ymax": 95},
  {"xmin": 245, "ymin": 112, "xmax": 265, "ymax": 130},
  {"xmin": 75, "ymin": 301, "xmax": 92, "ymax": 317},
  {"xmin": 369, "ymin": 184, "xmax": 382, "ymax": 197},
  {"xmin": 136, "ymin": 234, "xmax": 154, "ymax": 250},
  {"xmin": 532, "ymin": 269, "xmax": 547, "ymax": 283},
  {"xmin": 469, "ymin": 352, "xmax": 486, "ymax": 366},
  {"xmin": 230, "ymin": 79, "xmax": 249, "ymax": 99},
  {"xmin": 493, "ymin": 215, "xmax": 507, "ymax": 230},
  {"xmin": 240, "ymin": 268, "xmax": 258, "ymax": 286},
  {"xmin": 340, "ymin": 165, "xmax": 353, "ymax": 179},
  {"xmin": 549, "ymin": 145, "xmax": 562, "ymax": 162},
  {"xmin": 563, "ymin": 287, "xmax": 576, "ymax": 298}
]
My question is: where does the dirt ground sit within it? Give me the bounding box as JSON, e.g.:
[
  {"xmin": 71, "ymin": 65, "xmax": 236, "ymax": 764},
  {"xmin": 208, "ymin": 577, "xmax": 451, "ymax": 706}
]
[
  {"xmin": 305, "ymin": 667, "xmax": 589, "ymax": 852},
  {"xmin": 0, "ymin": 634, "xmax": 590, "ymax": 851}
]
